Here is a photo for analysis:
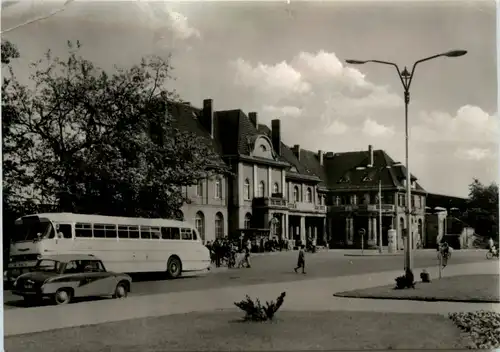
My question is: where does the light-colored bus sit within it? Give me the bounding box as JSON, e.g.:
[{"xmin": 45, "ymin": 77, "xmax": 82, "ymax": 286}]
[{"xmin": 5, "ymin": 213, "xmax": 211, "ymax": 283}]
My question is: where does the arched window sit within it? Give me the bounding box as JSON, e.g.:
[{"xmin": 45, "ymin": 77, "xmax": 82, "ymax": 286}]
[
  {"xmin": 215, "ymin": 212, "xmax": 224, "ymax": 239},
  {"xmin": 364, "ymin": 193, "xmax": 370, "ymax": 204},
  {"xmin": 244, "ymin": 213, "xmax": 252, "ymax": 229},
  {"xmin": 215, "ymin": 178, "xmax": 222, "ymax": 199},
  {"xmin": 244, "ymin": 179, "xmax": 251, "ymax": 200},
  {"xmin": 400, "ymin": 217, "xmax": 405, "ymax": 231},
  {"xmin": 195, "ymin": 211, "xmax": 205, "ymax": 241},
  {"xmin": 196, "ymin": 180, "xmax": 203, "ymax": 197},
  {"xmin": 293, "ymin": 186, "xmax": 300, "ymax": 202},
  {"xmin": 258, "ymin": 181, "xmax": 265, "ymax": 197},
  {"xmin": 306, "ymin": 188, "xmax": 312, "ymax": 203},
  {"xmin": 418, "ymin": 218, "xmax": 423, "ymax": 238},
  {"xmin": 273, "ymin": 182, "xmax": 279, "ymax": 194},
  {"xmin": 259, "ymin": 144, "xmax": 267, "ymax": 152}
]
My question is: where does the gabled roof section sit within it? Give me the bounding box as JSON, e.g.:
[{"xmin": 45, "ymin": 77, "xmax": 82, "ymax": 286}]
[
  {"xmin": 296, "ymin": 149, "xmax": 327, "ymax": 187},
  {"xmin": 324, "ymin": 149, "xmax": 426, "ymax": 192}
]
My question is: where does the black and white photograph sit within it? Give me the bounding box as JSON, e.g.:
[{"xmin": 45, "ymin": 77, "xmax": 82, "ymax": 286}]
[{"xmin": 1, "ymin": 0, "xmax": 498, "ymax": 350}]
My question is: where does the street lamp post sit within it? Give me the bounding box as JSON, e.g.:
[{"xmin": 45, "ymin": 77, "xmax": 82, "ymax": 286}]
[{"xmin": 346, "ymin": 50, "xmax": 467, "ymax": 275}]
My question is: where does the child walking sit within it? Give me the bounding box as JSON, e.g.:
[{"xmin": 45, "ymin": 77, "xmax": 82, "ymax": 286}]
[{"xmin": 294, "ymin": 245, "xmax": 306, "ymax": 274}]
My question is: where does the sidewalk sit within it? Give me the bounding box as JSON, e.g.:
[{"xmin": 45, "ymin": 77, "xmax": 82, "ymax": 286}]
[{"xmin": 5, "ymin": 261, "xmax": 499, "ymax": 336}]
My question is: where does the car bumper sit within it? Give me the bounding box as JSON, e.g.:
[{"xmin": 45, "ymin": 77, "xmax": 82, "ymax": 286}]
[{"xmin": 12, "ymin": 290, "xmax": 42, "ymax": 297}]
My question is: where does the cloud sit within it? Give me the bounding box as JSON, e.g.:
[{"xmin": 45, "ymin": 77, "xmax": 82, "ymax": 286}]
[
  {"xmin": 455, "ymin": 147, "xmax": 495, "ymax": 161},
  {"xmin": 412, "ymin": 105, "xmax": 498, "ymax": 143},
  {"xmin": 362, "ymin": 119, "xmax": 395, "ymax": 137},
  {"xmin": 323, "ymin": 120, "xmax": 349, "ymax": 135},
  {"xmin": 134, "ymin": 1, "xmax": 200, "ymax": 44},
  {"xmin": 262, "ymin": 105, "xmax": 303, "ymax": 118},
  {"xmin": 231, "ymin": 50, "xmax": 402, "ymax": 135}
]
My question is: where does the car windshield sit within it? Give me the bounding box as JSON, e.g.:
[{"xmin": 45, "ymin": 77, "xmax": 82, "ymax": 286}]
[
  {"xmin": 35, "ymin": 259, "xmax": 64, "ymax": 273},
  {"xmin": 14, "ymin": 219, "xmax": 54, "ymax": 242}
]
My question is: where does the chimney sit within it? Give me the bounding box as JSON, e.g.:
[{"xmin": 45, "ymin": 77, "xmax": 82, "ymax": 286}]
[
  {"xmin": 292, "ymin": 144, "xmax": 300, "ymax": 160},
  {"xmin": 249, "ymin": 112, "xmax": 258, "ymax": 127},
  {"xmin": 202, "ymin": 99, "xmax": 214, "ymax": 139},
  {"xmin": 271, "ymin": 119, "xmax": 281, "ymax": 156},
  {"xmin": 368, "ymin": 144, "xmax": 374, "ymax": 167},
  {"xmin": 318, "ymin": 150, "xmax": 323, "ymax": 166}
]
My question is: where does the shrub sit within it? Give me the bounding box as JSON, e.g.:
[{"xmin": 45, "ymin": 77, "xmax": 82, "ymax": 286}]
[
  {"xmin": 234, "ymin": 291, "xmax": 286, "ymax": 321},
  {"xmin": 395, "ymin": 269, "xmax": 415, "ymax": 289},
  {"xmin": 449, "ymin": 311, "xmax": 500, "ymax": 349},
  {"xmin": 420, "ymin": 270, "xmax": 431, "ymax": 283}
]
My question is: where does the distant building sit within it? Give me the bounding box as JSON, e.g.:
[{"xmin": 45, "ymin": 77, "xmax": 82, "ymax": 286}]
[{"xmin": 171, "ymin": 98, "xmax": 459, "ymax": 249}]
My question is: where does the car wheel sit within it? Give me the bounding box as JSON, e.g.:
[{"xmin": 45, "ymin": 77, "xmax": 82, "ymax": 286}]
[
  {"xmin": 113, "ymin": 282, "xmax": 128, "ymax": 299},
  {"xmin": 167, "ymin": 256, "xmax": 182, "ymax": 278},
  {"xmin": 486, "ymin": 251, "xmax": 493, "ymax": 260},
  {"xmin": 54, "ymin": 288, "xmax": 72, "ymax": 305}
]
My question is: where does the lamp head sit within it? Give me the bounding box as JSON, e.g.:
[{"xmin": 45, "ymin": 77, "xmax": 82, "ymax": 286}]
[
  {"xmin": 345, "ymin": 59, "xmax": 366, "ymax": 65},
  {"xmin": 443, "ymin": 50, "xmax": 467, "ymax": 58}
]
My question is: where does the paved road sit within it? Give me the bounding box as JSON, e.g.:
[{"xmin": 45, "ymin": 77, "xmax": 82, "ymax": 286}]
[{"xmin": 3, "ymin": 250, "xmax": 490, "ymax": 309}]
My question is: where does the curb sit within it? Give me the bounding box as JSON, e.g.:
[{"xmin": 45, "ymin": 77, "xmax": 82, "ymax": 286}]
[{"xmin": 344, "ymin": 253, "xmax": 403, "ymax": 257}]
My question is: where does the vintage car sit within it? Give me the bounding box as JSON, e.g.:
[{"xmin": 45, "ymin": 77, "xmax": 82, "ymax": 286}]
[{"xmin": 12, "ymin": 254, "xmax": 132, "ymax": 305}]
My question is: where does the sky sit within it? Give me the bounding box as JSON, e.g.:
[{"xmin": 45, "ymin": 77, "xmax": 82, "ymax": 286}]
[{"xmin": 1, "ymin": 0, "xmax": 498, "ymax": 198}]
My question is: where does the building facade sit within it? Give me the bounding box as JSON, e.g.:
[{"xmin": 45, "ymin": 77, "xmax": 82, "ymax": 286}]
[{"xmin": 172, "ymin": 98, "xmax": 431, "ymax": 248}]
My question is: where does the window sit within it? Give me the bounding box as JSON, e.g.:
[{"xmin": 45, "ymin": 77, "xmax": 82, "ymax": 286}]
[
  {"xmin": 104, "ymin": 224, "xmax": 117, "ymax": 238},
  {"xmin": 129, "ymin": 226, "xmax": 140, "ymax": 239},
  {"xmin": 244, "ymin": 213, "xmax": 252, "ymax": 229},
  {"xmin": 244, "ymin": 179, "xmax": 251, "ymax": 200},
  {"xmin": 364, "ymin": 193, "xmax": 370, "ymax": 205},
  {"xmin": 293, "ymin": 186, "xmax": 300, "ymax": 202},
  {"xmin": 140, "ymin": 226, "xmax": 151, "ymax": 239},
  {"xmin": 93, "ymin": 224, "xmax": 106, "ymax": 238},
  {"xmin": 215, "ymin": 212, "xmax": 224, "ymax": 239},
  {"xmin": 181, "ymin": 228, "xmax": 193, "ymax": 240},
  {"xmin": 196, "ymin": 180, "xmax": 203, "ymax": 197},
  {"xmin": 81, "ymin": 260, "xmax": 105, "ymax": 273},
  {"xmin": 259, "ymin": 144, "xmax": 267, "ymax": 152},
  {"xmin": 258, "ymin": 181, "xmax": 265, "ymax": 197},
  {"xmin": 350, "ymin": 194, "xmax": 357, "ymax": 205},
  {"xmin": 161, "ymin": 227, "xmax": 180, "ymax": 240},
  {"xmin": 398, "ymin": 194, "xmax": 406, "ymax": 207},
  {"xmin": 415, "ymin": 195, "xmax": 421, "ymax": 208},
  {"xmin": 215, "ymin": 179, "xmax": 222, "ymax": 199},
  {"xmin": 322, "ymin": 195, "xmax": 326, "ymax": 206},
  {"xmin": 151, "ymin": 227, "xmax": 161, "ymax": 239},
  {"xmin": 335, "ymin": 196, "xmax": 341, "ymax": 206},
  {"xmin": 273, "ymin": 182, "xmax": 279, "ymax": 194},
  {"xmin": 54, "ymin": 224, "xmax": 73, "ymax": 239},
  {"xmin": 195, "ymin": 211, "xmax": 205, "ymax": 241},
  {"xmin": 75, "ymin": 223, "xmax": 92, "ymax": 238},
  {"xmin": 118, "ymin": 226, "xmax": 129, "ymax": 239},
  {"xmin": 306, "ymin": 188, "xmax": 312, "ymax": 203}
]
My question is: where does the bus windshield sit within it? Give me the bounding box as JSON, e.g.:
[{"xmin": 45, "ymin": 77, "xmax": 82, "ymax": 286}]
[{"xmin": 14, "ymin": 220, "xmax": 54, "ymax": 242}]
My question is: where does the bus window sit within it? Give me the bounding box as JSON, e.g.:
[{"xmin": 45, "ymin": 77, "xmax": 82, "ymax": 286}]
[
  {"xmin": 129, "ymin": 226, "xmax": 140, "ymax": 239},
  {"xmin": 56, "ymin": 224, "xmax": 73, "ymax": 239},
  {"xmin": 161, "ymin": 227, "xmax": 180, "ymax": 240},
  {"xmin": 75, "ymin": 223, "xmax": 92, "ymax": 238},
  {"xmin": 105, "ymin": 224, "xmax": 117, "ymax": 238},
  {"xmin": 140, "ymin": 226, "xmax": 151, "ymax": 239},
  {"xmin": 151, "ymin": 227, "xmax": 161, "ymax": 239},
  {"xmin": 118, "ymin": 226, "xmax": 129, "ymax": 239},
  {"xmin": 93, "ymin": 224, "xmax": 105, "ymax": 238},
  {"xmin": 181, "ymin": 228, "xmax": 192, "ymax": 240}
]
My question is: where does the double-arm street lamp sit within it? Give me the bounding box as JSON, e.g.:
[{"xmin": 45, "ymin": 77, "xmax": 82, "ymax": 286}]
[{"xmin": 346, "ymin": 49, "xmax": 467, "ymax": 274}]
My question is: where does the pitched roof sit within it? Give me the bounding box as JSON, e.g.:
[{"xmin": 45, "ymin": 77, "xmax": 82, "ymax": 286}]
[
  {"xmin": 324, "ymin": 149, "xmax": 426, "ymax": 192},
  {"xmin": 167, "ymin": 102, "xmax": 225, "ymax": 165}
]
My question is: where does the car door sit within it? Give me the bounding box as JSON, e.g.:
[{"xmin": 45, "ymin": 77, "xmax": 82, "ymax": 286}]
[{"xmin": 74, "ymin": 260, "xmax": 111, "ymax": 297}]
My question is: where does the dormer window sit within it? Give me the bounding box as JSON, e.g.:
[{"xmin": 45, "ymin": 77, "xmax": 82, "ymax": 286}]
[
  {"xmin": 335, "ymin": 196, "xmax": 341, "ymax": 206},
  {"xmin": 411, "ymin": 180, "xmax": 416, "ymax": 189},
  {"xmin": 259, "ymin": 144, "xmax": 267, "ymax": 152},
  {"xmin": 362, "ymin": 175, "xmax": 372, "ymax": 182},
  {"xmin": 350, "ymin": 194, "xmax": 358, "ymax": 205},
  {"xmin": 339, "ymin": 175, "xmax": 350, "ymax": 183}
]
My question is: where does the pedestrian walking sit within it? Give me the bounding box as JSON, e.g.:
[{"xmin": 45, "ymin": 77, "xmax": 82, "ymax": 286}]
[{"xmin": 294, "ymin": 245, "xmax": 306, "ymax": 274}]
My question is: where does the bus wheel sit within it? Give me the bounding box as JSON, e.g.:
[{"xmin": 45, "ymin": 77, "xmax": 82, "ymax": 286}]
[
  {"xmin": 167, "ymin": 256, "xmax": 182, "ymax": 278},
  {"xmin": 54, "ymin": 288, "xmax": 72, "ymax": 305}
]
